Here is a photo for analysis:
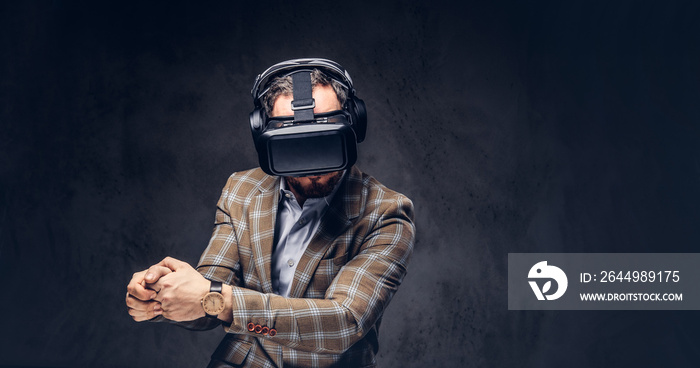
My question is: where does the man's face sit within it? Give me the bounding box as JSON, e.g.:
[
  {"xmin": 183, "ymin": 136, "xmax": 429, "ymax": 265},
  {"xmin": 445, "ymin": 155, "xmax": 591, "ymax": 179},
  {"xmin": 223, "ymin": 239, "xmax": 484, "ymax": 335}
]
[{"xmin": 272, "ymin": 84, "xmax": 344, "ymax": 199}]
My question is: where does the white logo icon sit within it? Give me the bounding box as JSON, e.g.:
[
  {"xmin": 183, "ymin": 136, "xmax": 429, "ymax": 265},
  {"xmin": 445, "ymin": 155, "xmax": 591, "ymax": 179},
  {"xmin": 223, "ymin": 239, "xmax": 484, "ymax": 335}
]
[{"xmin": 528, "ymin": 261, "xmax": 568, "ymax": 300}]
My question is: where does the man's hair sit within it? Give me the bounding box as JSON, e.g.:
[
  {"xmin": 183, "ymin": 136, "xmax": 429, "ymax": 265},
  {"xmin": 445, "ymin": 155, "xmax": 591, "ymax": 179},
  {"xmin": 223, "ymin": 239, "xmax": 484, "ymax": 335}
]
[{"xmin": 260, "ymin": 69, "xmax": 348, "ymax": 115}]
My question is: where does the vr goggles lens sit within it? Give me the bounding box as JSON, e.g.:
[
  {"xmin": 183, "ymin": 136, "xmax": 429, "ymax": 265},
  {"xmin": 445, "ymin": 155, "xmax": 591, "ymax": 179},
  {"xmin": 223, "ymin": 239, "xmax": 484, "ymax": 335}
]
[{"xmin": 255, "ymin": 110, "xmax": 358, "ymax": 177}]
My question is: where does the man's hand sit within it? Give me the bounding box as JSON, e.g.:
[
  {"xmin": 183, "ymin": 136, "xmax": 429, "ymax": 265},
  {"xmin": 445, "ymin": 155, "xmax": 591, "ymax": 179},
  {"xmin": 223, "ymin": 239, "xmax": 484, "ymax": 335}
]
[
  {"xmin": 125, "ymin": 266, "xmax": 172, "ymax": 322},
  {"xmin": 150, "ymin": 257, "xmax": 210, "ymax": 322}
]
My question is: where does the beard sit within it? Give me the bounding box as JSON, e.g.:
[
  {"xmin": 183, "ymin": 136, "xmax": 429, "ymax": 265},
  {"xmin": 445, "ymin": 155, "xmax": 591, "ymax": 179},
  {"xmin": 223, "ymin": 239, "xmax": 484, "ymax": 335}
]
[{"xmin": 285, "ymin": 171, "xmax": 343, "ymax": 199}]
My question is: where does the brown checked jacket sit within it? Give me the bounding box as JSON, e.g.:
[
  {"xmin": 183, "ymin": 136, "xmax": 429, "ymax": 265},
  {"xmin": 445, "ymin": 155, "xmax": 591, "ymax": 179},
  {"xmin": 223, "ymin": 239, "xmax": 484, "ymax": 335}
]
[{"xmin": 174, "ymin": 166, "xmax": 415, "ymax": 367}]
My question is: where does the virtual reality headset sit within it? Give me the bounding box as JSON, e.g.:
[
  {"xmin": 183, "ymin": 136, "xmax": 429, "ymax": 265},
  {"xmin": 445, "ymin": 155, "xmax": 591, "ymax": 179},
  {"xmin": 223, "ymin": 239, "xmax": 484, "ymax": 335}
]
[{"xmin": 249, "ymin": 58, "xmax": 367, "ymax": 177}]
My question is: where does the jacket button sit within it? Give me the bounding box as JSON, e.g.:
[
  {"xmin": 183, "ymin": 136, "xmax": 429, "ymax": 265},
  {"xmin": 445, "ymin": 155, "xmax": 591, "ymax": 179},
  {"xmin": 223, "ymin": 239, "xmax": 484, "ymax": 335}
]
[
  {"xmin": 268, "ymin": 328, "xmax": 277, "ymax": 337},
  {"xmin": 247, "ymin": 322, "xmax": 255, "ymax": 332},
  {"xmin": 254, "ymin": 324, "xmax": 262, "ymax": 334},
  {"xmin": 261, "ymin": 326, "xmax": 270, "ymax": 335}
]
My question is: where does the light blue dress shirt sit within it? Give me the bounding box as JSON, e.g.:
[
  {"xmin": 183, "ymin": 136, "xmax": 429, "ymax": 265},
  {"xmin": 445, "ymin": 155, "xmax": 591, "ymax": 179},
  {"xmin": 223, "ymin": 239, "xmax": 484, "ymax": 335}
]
[{"xmin": 271, "ymin": 173, "xmax": 345, "ymax": 297}]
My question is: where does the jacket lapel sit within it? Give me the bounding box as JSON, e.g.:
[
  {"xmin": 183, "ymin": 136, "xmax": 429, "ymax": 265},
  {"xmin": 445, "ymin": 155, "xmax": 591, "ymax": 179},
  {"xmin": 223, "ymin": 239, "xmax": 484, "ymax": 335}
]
[
  {"xmin": 287, "ymin": 167, "xmax": 364, "ymax": 298},
  {"xmin": 249, "ymin": 174, "xmax": 280, "ymax": 294}
]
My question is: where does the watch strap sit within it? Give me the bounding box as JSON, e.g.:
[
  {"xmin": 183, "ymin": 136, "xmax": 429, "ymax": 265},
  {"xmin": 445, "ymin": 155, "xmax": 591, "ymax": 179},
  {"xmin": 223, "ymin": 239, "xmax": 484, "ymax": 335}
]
[{"xmin": 210, "ymin": 280, "xmax": 222, "ymax": 294}]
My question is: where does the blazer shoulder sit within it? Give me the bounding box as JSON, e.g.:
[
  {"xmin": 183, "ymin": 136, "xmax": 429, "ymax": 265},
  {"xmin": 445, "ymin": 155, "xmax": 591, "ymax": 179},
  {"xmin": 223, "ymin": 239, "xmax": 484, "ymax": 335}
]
[{"xmin": 347, "ymin": 167, "xmax": 414, "ymax": 219}]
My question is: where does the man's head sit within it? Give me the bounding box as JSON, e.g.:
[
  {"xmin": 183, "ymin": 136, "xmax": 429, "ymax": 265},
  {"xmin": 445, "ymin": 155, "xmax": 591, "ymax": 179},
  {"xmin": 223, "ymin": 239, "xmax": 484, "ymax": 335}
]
[
  {"xmin": 268, "ymin": 80, "xmax": 346, "ymax": 201},
  {"xmin": 248, "ymin": 58, "xmax": 366, "ymax": 178}
]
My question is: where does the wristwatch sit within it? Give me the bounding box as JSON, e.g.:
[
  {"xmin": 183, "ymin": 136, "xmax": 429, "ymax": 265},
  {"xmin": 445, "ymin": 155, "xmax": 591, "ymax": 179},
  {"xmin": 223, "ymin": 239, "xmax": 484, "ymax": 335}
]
[{"xmin": 201, "ymin": 280, "xmax": 226, "ymax": 318}]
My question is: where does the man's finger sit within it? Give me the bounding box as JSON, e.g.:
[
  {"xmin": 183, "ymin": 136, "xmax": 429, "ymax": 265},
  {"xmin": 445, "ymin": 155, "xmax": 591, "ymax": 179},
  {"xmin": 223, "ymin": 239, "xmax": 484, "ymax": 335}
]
[
  {"xmin": 127, "ymin": 271, "xmax": 157, "ymax": 300},
  {"xmin": 156, "ymin": 256, "xmax": 188, "ymax": 272},
  {"xmin": 126, "ymin": 292, "xmax": 158, "ymax": 309},
  {"xmin": 126, "ymin": 293, "xmax": 163, "ymax": 321},
  {"xmin": 127, "ymin": 305, "xmax": 163, "ymax": 322},
  {"xmin": 144, "ymin": 265, "xmax": 173, "ymax": 284}
]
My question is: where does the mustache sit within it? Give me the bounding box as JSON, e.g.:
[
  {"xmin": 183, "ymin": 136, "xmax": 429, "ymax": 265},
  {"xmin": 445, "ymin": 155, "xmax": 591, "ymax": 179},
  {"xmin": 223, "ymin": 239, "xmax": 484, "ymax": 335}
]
[{"xmin": 286, "ymin": 171, "xmax": 343, "ymax": 199}]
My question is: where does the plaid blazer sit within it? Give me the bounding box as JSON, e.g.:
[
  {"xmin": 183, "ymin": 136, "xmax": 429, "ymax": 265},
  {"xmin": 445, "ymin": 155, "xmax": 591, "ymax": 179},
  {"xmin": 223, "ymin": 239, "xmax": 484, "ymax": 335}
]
[{"xmin": 177, "ymin": 166, "xmax": 415, "ymax": 367}]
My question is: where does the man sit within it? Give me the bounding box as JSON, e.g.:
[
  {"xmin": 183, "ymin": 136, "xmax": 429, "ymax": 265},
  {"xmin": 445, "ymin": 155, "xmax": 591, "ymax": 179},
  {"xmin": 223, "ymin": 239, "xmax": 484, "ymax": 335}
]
[{"xmin": 126, "ymin": 58, "xmax": 415, "ymax": 367}]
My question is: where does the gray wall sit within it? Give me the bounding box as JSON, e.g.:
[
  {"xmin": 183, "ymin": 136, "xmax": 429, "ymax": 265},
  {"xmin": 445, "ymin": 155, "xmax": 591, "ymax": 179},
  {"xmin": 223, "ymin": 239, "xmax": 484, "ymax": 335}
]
[{"xmin": 1, "ymin": 1, "xmax": 699, "ymax": 367}]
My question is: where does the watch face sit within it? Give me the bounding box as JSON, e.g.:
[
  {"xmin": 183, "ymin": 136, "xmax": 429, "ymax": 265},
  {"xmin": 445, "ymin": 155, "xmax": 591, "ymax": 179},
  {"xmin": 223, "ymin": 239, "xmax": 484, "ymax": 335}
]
[{"xmin": 202, "ymin": 292, "xmax": 226, "ymax": 316}]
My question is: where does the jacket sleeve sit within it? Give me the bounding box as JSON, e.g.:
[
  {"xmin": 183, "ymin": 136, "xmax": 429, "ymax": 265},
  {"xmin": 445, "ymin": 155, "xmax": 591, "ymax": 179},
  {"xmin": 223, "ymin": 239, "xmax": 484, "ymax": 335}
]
[
  {"xmin": 224, "ymin": 194, "xmax": 415, "ymax": 354},
  {"xmin": 196, "ymin": 202, "xmax": 244, "ymax": 286}
]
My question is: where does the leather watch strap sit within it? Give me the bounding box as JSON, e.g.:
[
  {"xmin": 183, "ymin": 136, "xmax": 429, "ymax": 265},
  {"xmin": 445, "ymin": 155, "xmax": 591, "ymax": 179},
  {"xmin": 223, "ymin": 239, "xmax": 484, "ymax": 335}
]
[{"xmin": 210, "ymin": 280, "xmax": 222, "ymax": 293}]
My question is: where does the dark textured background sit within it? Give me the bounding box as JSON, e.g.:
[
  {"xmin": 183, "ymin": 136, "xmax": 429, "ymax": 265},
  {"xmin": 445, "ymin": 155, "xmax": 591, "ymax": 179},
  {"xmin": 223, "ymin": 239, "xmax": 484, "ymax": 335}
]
[{"xmin": 1, "ymin": 1, "xmax": 699, "ymax": 367}]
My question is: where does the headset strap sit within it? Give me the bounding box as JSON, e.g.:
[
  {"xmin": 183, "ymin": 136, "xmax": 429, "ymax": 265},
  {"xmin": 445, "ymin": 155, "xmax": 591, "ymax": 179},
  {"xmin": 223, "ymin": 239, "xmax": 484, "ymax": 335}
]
[{"xmin": 291, "ymin": 71, "xmax": 315, "ymax": 122}]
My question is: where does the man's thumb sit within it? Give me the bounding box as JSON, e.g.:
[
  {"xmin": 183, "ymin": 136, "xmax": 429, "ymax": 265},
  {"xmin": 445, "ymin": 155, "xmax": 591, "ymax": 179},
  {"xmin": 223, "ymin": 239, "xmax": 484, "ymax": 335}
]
[{"xmin": 145, "ymin": 265, "xmax": 173, "ymax": 283}]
